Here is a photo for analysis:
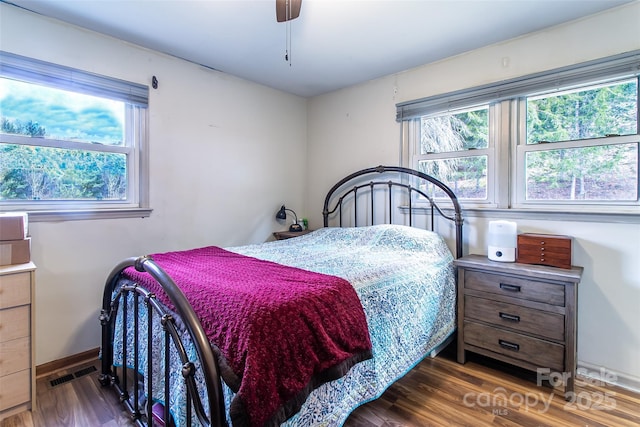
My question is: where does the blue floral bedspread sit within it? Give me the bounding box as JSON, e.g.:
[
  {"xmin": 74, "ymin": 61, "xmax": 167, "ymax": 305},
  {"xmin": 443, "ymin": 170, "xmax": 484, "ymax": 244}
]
[
  {"xmin": 112, "ymin": 224, "xmax": 456, "ymax": 426},
  {"xmin": 232, "ymin": 224, "xmax": 456, "ymax": 426}
]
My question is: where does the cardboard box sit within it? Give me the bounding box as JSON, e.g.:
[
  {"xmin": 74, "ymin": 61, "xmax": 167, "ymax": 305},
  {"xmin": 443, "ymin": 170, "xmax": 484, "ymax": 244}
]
[
  {"xmin": 0, "ymin": 212, "xmax": 28, "ymax": 241},
  {"xmin": 0, "ymin": 238, "xmax": 31, "ymax": 266}
]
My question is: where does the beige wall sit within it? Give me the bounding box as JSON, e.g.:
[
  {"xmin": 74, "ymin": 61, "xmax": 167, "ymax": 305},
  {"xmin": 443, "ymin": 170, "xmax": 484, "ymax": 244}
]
[
  {"xmin": 1, "ymin": 4, "xmax": 308, "ymax": 365},
  {"xmin": 307, "ymin": 2, "xmax": 640, "ymax": 390},
  {"xmin": 2, "ymin": 0, "xmax": 640, "ymax": 392}
]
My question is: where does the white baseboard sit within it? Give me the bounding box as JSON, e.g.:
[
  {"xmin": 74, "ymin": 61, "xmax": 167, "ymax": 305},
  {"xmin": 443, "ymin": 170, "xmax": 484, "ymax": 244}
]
[{"xmin": 577, "ymin": 360, "xmax": 640, "ymax": 394}]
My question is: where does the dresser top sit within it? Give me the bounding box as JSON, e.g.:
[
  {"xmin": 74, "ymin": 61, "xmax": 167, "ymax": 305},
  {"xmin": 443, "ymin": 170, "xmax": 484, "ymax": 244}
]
[
  {"xmin": 454, "ymin": 254, "xmax": 583, "ymax": 283},
  {"xmin": 0, "ymin": 261, "xmax": 36, "ymax": 275}
]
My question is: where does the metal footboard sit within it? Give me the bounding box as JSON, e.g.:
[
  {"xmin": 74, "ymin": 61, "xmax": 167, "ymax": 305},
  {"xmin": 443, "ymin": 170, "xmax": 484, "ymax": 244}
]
[{"xmin": 99, "ymin": 256, "xmax": 226, "ymax": 427}]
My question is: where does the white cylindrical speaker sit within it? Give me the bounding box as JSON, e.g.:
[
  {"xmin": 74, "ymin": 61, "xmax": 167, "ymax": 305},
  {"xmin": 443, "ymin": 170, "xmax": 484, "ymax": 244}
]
[{"xmin": 488, "ymin": 220, "xmax": 517, "ymax": 262}]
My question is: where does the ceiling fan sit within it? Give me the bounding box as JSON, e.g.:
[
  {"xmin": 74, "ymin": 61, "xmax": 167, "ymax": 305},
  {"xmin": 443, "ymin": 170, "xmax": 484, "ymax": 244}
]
[{"xmin": 276, "ymin": 0, "xmax": 302, "ymax": 22}]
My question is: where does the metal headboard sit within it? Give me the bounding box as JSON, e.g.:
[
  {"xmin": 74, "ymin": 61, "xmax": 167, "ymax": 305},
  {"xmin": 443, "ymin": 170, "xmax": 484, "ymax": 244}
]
[{"xmin": 322, "ymin": 165, "xmax": 463, "ymax": 258}]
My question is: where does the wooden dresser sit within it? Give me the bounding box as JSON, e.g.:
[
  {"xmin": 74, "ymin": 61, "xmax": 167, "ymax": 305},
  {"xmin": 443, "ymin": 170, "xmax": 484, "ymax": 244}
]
[
  {"xmin": 454, "ymin": 255, "xmax": 582, "ymax": 394},
  {"xmin": 0, "ymin": 262, "xmax": 36, "ymax": 420}
]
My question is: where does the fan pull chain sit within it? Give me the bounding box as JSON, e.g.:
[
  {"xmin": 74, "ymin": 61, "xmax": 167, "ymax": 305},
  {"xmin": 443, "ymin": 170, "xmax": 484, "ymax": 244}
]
[
  {"xmin": 278, "ymin": 0, "xmax": 299, "ymax": 66},
  {"xmin": 285, "ymin": 20, "xmax": 292, "ymax": 65},
  {"xmin": 285, "ymin": 0, "xmax": 292, "ymax": 65}
]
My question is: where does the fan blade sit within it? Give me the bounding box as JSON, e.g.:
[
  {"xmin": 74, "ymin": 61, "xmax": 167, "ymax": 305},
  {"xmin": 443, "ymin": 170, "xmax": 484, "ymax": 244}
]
[{"xmin": 276, "ymin": 0, "xmax": 302, "ymax": 22}]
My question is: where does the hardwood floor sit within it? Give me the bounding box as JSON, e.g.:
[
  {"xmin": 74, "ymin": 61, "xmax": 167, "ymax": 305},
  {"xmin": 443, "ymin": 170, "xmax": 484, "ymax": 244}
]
[
  {"xmin": 345, "ymin": 348, "xmax": 640, "ymax": 427},
  {"xmin": 1, "ymin": 359, "xmax": 130, "ymax": 427},
  {"xmin": 2, "ymin": 346, "xmax": 639, "ymax": 427}
]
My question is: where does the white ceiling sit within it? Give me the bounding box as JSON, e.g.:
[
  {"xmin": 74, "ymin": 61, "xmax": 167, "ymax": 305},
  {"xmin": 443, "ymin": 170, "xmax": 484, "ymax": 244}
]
[{"xmin": 4, "ymin": 0, "xmax": 634, "ymax": 97}]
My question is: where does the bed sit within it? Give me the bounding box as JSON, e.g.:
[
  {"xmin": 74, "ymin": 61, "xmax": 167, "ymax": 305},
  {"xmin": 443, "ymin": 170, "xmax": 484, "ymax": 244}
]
[{"xmin": 99, "ymin": 165, "xmax": 464, "ymax": 427}]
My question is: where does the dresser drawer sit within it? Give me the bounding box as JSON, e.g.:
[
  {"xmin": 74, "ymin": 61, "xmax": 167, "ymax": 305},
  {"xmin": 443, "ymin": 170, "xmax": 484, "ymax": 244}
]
[
  {"xmin": 517, "ymin": 245, "xmax": 572, "ymax": 270},
  {"xmin": 0, "ymin": 369, "xmax": 30, "ymax": 412},
  {"xmin": 464, "ymin": 321, "xmax": 564, "ymax": 371},
  {"xmin": 0, "ymin": 272, "xmax": 31, "ymax": 310},
  {"xmin": 0, "ymin": 337, "xmax": 30, "ymax": 377},
  {"xmin": 464, "ymin": 295, "xmax": 565, "ymax": 341},
  {"xmin": 464, "ymin": 320, "xmax": 564, "ymax": 371},
  {"xmin": 464, "ymin": 270, "xmax": 565, "ymax": 306},
  {"xmin": 0, "ymin": 306, "xmax": 30, "ymax": 343},
  {"xmin": 0, "ymin": 263, "xmax": 35, "ymax": 417}
]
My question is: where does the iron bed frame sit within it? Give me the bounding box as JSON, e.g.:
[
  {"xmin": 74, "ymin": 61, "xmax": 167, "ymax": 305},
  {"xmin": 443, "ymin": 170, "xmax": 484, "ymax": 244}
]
[{"xmin": 99, "ymin": 165, "xmax": 464, "ymax": 427}]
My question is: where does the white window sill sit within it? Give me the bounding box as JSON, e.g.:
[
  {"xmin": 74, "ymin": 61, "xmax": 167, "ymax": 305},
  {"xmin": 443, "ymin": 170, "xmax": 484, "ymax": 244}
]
[
  {"xmin": 23, "ymin": 208, "xmax": 153, "ymax": 222},
  {"xmin": 401, "ymin": 205, "xmax": 640, "ymax": 224}
]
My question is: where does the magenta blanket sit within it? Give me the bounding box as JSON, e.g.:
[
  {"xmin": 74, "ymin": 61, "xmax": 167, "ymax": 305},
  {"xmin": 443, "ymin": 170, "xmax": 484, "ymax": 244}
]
[{"xmin": 123, "ymin": 246, "xmax": 372, "ymax": 427}]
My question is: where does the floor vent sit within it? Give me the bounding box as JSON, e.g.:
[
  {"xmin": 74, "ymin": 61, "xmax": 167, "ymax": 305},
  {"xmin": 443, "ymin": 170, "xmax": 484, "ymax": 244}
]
[
  {"xmin": 74, "ymin": 365, "xmax": 97, "ymax": 378},
  {"xmin": 50, "ymin": 374, "xmax": 74, "ymax": 387}
]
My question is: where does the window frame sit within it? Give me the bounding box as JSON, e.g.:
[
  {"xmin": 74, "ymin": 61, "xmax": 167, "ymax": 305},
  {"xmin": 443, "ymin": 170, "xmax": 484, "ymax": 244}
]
[
  {"xmin": 399, "ymin": 51, "xmax": 640, "ymax": 220},
  {"xmin": 0, "ymin": 51, "xmax": 151, "ymax": 221},
  {"xmin": 514, "ymin": 136, "xmax": 640, "ymax": 210},
  {"xmin": 411, "ymin": 104, "xmax": 498, "ymax": 209}
]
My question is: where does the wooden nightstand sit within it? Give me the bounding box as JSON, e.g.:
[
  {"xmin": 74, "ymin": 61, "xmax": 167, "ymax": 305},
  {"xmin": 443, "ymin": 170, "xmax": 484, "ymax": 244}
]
[
  {"xmin": 273, "ymin": 229, "xmax": 314, "ymax": 240},
  {"xmin": 454, "ymin": 254, "xmax": 582, "ymax": 395}
]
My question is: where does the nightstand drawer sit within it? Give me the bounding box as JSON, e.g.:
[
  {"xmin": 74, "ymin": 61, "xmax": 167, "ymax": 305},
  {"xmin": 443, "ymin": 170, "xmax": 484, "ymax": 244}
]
[
  {"xmin": 0, "ymin": 272, "xmax": 31, "ymax": 309},
  {"xmin": 464, "ymin": 321, "xmax": 564, "ymax": 371},
  {"xmin": 0, "ymin": 337, "xmax": 30, "ymax": 377},
  {"xmin": 464, "ymin": 270, "xmax": 565, "ymax": 306},
  {"xmin": 0, "ymin": 306, "xmax": 30, "ymax": 343},
  {"xmin": 464, "ymin": 296, "xmax": 565, "ymax": 341}
]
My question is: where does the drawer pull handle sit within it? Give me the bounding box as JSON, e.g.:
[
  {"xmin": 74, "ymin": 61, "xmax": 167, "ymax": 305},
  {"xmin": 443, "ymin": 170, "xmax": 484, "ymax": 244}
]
[
  {"xmin": 499, "ymin": 283, "xmax": 521, "ymax": 292},
  {"xmin": 499, "ymin": 312, "xmax": 520, "ymax": 322},
  {"xmin": 499, "ymin": 339, "xmax": 520, "ymax": 352}
]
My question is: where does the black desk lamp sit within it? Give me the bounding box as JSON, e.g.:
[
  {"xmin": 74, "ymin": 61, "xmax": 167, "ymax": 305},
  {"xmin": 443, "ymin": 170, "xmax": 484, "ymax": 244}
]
[{"xmin": 276, "ymin": 205, "xmax": 303, "ymax": 232}]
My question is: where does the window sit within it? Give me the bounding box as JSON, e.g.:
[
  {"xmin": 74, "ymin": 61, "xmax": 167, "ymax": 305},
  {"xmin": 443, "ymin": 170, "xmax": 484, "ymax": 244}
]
[
  {"xmin": 0, "ymin": 51, "xmax": 150, "ymax": 220},
  {"xmin": 398, "ymin": 51, "xmax": 640, "ymax": 217},
  {"xmin": 519, "ymin": 80, "xmax": 637, "ymax": 204},
  {"xmin": 416, "ymin": 106, "xmax": 492, "ymax": 202}
]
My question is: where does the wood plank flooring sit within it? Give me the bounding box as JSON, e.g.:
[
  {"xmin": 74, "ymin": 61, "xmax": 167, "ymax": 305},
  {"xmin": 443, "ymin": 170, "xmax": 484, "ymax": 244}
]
[{"xmin": 2, "ymin": 346, "xmax": 638, "ymax": 427}]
